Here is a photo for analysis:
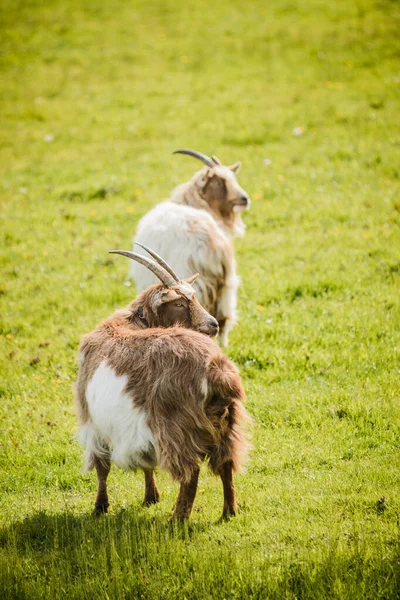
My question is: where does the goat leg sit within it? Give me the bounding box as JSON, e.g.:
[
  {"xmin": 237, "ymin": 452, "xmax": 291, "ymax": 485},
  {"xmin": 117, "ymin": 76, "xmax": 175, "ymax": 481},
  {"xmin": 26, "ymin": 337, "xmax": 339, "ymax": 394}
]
[
  {"xmin": 218, "ymin": 317, "xmax": 235, "ymax": 347},
  {"xmin": 93, "ymin": 454, "xmax": 111, "ymax": 515},
  {"xmin": 220, "ymin": 461, "xmax": 237, "ymax": 519},
  {"xmin": 218, "ymin": 318, "xmax": 227, "ymax": 342},
  {"xmin": 171, "ymin": 468, "xmax": 200, "ymax": 520},
  {"xmin": 142, "ymin": 469, "xmax": 160, "ymax": 506},
  {"xmin": 217, "ymin": 270, "xmax": 238, "ymax": 347}
]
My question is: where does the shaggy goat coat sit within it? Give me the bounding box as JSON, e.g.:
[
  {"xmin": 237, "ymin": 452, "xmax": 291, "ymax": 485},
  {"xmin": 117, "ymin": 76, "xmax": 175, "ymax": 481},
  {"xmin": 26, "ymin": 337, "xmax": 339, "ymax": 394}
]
[{"xmin": 77, "ymin": 321, "xmax": 249, "ymax": 484}]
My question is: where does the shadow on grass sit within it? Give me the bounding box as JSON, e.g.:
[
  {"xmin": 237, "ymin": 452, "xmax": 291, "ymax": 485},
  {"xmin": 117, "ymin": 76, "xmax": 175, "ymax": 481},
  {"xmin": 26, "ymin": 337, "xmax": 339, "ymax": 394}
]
[
  {"xmin": 1, "ymin": 510, "xmax": 400, "ymax": 599},
  {"xmin": 0, "ymin": 507, "xmax": 221, "ymax": 599},
  {"xmin": 0, "ymin": 506, "xmax": 211, "ymax": 556}
]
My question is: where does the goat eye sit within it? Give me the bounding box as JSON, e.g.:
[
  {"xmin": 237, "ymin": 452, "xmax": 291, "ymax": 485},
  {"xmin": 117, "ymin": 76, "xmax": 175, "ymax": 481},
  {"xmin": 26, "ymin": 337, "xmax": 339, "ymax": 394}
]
[{"xmin": 175, "ymin": 303, "xmax": 184, "ymax": 307}]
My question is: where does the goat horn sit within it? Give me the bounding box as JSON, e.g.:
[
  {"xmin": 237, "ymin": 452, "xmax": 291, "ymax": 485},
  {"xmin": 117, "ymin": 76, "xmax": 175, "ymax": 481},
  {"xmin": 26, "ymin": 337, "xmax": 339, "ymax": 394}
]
[
  {"xmin": 211, "ymin": 155, "xmax": 222, "ymax": 165},
  {"xmin": 109, "ymin": 250, "xmax": 177, "ymax": 287},
  {"xmin": 173, "ymin": 149, "xmax": 214, "ymax": 168},
  {"xmin": 185, "ymin": 273, "xmax": 199, "ymax": 284},
  {"xmin": 134, "ymin": 241, "xmax": 180, "ymax": 283}
]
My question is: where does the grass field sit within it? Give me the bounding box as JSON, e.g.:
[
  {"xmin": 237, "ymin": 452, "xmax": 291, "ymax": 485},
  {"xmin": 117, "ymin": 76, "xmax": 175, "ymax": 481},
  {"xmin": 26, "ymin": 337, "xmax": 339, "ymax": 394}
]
[{"xmin": 1, "ymin": 0, "xmax": 400, "ymax": 597}]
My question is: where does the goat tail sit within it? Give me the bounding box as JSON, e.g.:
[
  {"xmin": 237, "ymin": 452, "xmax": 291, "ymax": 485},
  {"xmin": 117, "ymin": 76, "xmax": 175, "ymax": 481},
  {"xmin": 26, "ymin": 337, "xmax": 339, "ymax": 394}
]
[
  {"xmin": 206, "ymin": 354, "xmax": 245, "ymax": 401},
  {"xmin": 205, "ymin": 354, "xmax": 252, "ymax": 475}
]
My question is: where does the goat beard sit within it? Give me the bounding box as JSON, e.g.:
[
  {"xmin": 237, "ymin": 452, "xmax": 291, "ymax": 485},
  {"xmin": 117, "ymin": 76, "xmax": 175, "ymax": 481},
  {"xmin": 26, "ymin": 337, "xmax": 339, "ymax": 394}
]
[{"xmin": 233, "ymin": 204, "xmax": 247, "ymax": 213}]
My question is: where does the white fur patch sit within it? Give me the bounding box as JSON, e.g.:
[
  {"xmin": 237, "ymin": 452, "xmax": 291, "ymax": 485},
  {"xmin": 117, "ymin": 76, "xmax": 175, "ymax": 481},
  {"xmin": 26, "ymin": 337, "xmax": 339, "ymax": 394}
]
[
  {"xmin": 200, "ymin": 377, "xmax": 208, "ymax": 398},
  {"xmin": 131, "ymin": 202, "xmax": 228, "ymax": 300},
  {"xmin": 84, "ymin": 361, "xmax": 156, "ymax": 471},
  {"xmin": 79, "ymin": 422, "xmax": 109, "ymax": 471},
  {"xmin": 130, "ymin": 196, "xmax": 242, "ymax": 343}
]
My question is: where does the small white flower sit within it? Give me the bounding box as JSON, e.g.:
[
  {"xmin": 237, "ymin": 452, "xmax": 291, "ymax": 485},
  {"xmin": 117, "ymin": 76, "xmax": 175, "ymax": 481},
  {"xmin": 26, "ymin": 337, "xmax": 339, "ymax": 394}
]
[
  {"xmin": 263, "ymin": 158, "xmax": 272, "ymax": 166},
  {"xmin": 292, "ymin": 127, "xmax": 304, "ymax": 136},
  {"xmin": 19, "ymin": 187, "xmax": 28, "ymax": 194},
  {"xmin": 44, "ymin": 134, "xmax": 54, "ymax": 143},
  {"xmin": 124, "ymin": 280, "xmax": 132, "ymax": 287}
]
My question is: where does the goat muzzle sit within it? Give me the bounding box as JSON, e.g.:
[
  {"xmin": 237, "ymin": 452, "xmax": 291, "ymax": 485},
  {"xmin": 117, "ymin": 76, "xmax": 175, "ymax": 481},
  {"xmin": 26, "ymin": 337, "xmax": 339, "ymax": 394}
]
[
  {"xmin": 199, "ymin": 316, "xmax": 219, "ymax": 338},
  {"xmin": 233, "ymin": 195, "xmax": 250, "ymax": 212}
]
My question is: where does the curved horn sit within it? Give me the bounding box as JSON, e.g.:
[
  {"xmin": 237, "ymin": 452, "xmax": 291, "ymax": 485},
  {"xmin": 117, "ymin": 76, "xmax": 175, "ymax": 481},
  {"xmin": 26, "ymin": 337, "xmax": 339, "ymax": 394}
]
[
  {"xmin": 134, "ymin": 241, "xmax": 179, "ymax": 283},
  {"xmin": 173, "ymin": 148, "xmax": 214, "ymax": 168},
  {"xmin": 211, "ymin": 155, "xmax": 222, "ymax": 165},
  {"xmin": 185, "ymin": 273, "xmax": 199, "ymax": 284},
  {"xmin": 109, "ymin": 250, "xmax": 176, "ymax": 287}
]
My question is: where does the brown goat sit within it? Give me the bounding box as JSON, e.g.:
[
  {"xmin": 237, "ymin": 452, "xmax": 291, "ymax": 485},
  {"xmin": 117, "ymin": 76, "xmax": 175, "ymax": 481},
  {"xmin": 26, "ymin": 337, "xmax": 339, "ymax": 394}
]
[{"xmin": 76, "ymin": 246, "xmax": 250, "ymax": 520}]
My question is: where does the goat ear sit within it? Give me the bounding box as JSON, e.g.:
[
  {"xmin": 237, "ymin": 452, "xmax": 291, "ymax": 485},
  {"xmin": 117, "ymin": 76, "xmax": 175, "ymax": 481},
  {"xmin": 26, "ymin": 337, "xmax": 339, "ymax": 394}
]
[
  {"xmin": 229, "ymin": 161, "xmax": 241, "ymax": 173},
  {"xmin": 129, "ymin": 304, "xmax": 149, "ymax": 327},
  {"xmin": 199, "ymin": 169, "xmax": 211, "ymax": 187},
  {"xmin": 137, "ymin": 306, "xmax": 146, "ymax": 320},
  {"xmin": 184, "ymin": 273, "xmax": 199, "ymax": 285}
]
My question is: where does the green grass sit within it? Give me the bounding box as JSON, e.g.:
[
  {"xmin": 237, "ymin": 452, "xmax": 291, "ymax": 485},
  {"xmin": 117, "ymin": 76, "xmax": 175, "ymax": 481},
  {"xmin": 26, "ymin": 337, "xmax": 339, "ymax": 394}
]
[{"xmin": 1, "ymin": 0, "xmax": 400, "ymax": 597}]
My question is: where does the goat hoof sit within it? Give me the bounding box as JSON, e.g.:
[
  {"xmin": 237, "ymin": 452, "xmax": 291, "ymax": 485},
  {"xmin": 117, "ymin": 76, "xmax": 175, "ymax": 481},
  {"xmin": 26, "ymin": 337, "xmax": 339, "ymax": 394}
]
[
  {"xmin": 93, "ymin": 502, "xmax": 109, "ymax": 516},
  {"xmin": 220, "ymin": 508, "xmax": 236, "ymax": 521},
  {"xmin": 168, "ymin": 513, "xmax": 187, "ymax": 524},
  {"xmin": 142, "ymin": 495, "xmax": 160, "ymax": 507}
]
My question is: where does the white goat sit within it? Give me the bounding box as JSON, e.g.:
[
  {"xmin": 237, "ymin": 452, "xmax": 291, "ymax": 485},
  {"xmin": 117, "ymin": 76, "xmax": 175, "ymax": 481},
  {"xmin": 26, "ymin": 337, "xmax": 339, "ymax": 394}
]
[{"xmin": 130, "ymin": 149, "xmax": 251, "ymax": 346}]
